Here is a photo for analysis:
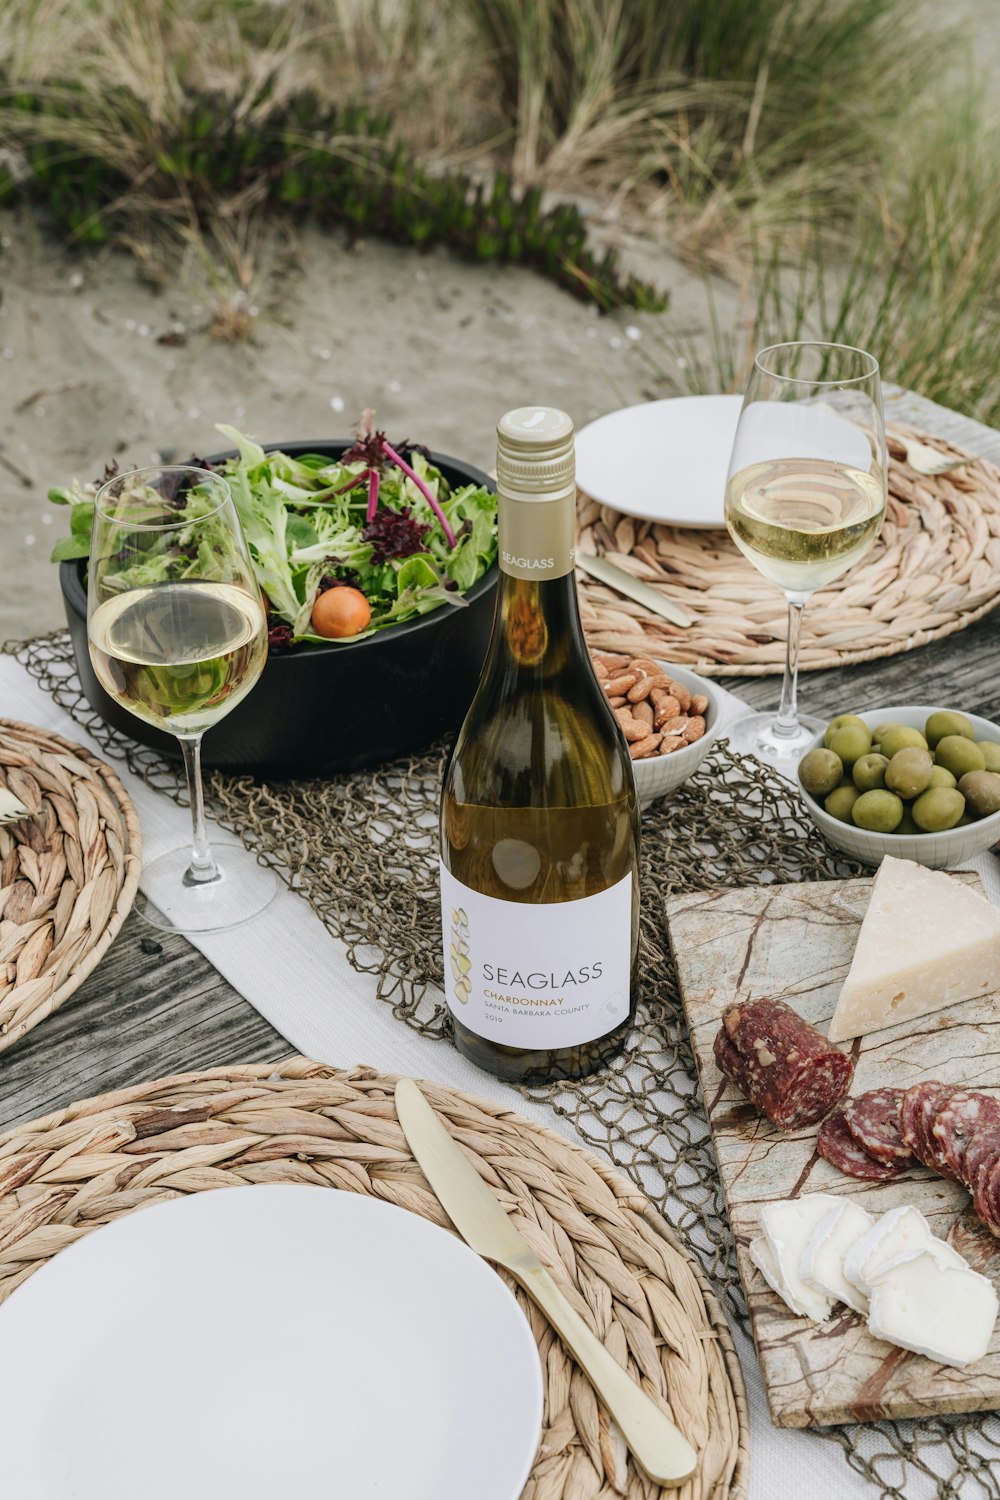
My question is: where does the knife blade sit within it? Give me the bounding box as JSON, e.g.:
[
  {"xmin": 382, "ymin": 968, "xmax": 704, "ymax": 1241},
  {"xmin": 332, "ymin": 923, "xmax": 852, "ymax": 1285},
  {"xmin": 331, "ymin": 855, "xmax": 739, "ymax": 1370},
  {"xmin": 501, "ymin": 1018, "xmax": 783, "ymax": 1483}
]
[
  {"xmin": 576, "ymin": 551, "xmax": 695, "ymax": 629},
  {"xmin": 394, "ymin": 1078, "xmax": 699, "ymax": 1488}
]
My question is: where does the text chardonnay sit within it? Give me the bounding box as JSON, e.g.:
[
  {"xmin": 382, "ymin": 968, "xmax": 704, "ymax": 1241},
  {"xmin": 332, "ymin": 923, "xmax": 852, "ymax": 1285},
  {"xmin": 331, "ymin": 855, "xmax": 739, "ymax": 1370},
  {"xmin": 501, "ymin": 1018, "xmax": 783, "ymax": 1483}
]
[{"xmin": 440, "ymin": 407, "xmax": 640, "ymax": 1083}]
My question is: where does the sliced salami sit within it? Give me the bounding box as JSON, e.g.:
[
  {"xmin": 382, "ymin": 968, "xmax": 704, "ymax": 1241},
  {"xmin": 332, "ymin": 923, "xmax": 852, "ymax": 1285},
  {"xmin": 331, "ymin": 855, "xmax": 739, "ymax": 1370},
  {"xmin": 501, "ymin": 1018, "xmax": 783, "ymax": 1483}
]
[
  {"xmin": 900, "ymin": 1084, "xmax": 930, "ymax": 1158},
  {"xmin": 964, "ymin": 1125, "xmax": 1000, "ymax": 1197},
  {"xmin": 716, "ymin": 997, "xmax": 853, "ymax": 1131},
  {"xmin": 818, "ymin": 1108, "xmax": 909, "ymax": 1181},
  {"xmin": 844, "ymin": 1088, "xmax": 912, "ymax": 1166},
  {"xmin": 904, "ymin": 1082, "xmax": 956, "ymax": 1172},
  {"xmin": 973, "ymin": 1152, "xmax": 1000, "ymax": 1238},
  {"xmin": 932, "ymin": 1092, "xmax": 1000, "ymax": 1183}
]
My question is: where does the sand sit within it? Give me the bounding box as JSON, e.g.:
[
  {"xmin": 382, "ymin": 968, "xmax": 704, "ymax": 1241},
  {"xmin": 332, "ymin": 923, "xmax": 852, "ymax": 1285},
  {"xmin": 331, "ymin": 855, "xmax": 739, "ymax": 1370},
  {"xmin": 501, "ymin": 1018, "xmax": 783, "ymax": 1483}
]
[{"xmin": 0, "ymin": 212, "xmax": 737, "ymax": 642}]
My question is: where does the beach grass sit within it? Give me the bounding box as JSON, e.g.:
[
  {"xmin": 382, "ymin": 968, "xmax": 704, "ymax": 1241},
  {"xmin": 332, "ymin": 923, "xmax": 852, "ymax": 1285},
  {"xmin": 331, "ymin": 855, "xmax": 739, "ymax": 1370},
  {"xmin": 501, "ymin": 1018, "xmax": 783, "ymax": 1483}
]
[{"xmin": 2, "ymin": 0, "xmax": 998, "ymax": 423}]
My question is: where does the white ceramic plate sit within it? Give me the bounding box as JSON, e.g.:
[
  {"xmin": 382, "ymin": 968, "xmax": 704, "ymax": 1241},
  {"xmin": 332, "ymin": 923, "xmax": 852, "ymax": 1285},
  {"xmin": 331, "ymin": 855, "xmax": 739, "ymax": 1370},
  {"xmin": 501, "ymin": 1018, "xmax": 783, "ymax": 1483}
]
[
  {"xmin": 575, "ymin": 395, "xmax": 743, "ymax": 527},
  {"xmin": 0, "ymin": 1184, "xmax": 544, "ymax": 1500}
]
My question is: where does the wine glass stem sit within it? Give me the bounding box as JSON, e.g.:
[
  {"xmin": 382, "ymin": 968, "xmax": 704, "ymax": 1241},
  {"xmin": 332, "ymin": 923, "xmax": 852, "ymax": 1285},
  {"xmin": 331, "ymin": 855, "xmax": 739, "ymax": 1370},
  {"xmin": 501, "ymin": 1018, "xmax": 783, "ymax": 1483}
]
[
  {"xmin": 178, "ymin": 734, "xmax": 220, "ymax": 885},
  {"xmin": 774, "ymin": 593, "xmax": 809, "ymax": 738}
]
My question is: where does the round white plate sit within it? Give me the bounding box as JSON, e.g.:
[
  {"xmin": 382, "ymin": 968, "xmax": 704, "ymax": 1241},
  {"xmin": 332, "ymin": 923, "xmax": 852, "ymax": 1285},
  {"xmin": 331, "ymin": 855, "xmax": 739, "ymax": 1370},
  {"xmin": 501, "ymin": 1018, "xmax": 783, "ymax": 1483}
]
[
  {"xmin": 0, "ymin": 1185, "xmax": 544, "ymax": 1500},
  {"xmin": 575, "ymin": 395, "xmax": 743, "ymax": 527}
]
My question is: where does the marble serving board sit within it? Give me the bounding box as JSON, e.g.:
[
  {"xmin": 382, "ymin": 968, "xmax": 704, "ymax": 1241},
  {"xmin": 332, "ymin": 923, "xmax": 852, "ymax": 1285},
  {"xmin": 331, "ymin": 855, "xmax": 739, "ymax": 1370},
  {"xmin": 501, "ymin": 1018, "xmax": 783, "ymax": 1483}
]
[{"xmin": 666, "ymin": 873, "xmax": 1000, "ymax": 1430}]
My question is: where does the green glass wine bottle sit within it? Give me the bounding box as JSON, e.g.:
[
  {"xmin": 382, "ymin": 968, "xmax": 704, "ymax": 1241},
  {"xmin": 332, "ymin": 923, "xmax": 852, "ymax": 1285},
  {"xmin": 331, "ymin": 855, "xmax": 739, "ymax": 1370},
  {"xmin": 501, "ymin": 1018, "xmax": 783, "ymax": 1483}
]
[{"xmin": 439, "ymin": 407, "xmax": 640, "ymax": 1083}]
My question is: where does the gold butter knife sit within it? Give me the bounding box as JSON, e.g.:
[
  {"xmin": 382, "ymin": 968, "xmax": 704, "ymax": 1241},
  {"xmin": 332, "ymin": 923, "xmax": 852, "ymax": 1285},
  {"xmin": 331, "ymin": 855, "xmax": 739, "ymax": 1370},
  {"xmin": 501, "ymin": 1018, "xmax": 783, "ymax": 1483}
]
[
  {"xmin": 576, "ymin": 552, "xmax": 695, "ymax": 629},
  {"xmin": 394, "ymin": 1078, "xmax": 699, "ymax": 1488}
]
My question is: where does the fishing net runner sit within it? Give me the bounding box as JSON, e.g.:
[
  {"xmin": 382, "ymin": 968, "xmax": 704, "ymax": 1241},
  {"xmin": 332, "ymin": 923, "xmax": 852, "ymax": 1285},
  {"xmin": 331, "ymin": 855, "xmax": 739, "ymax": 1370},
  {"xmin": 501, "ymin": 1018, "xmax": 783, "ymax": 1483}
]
[{"xmin": 8, "ymin": 632, "xmax": 1000, "ymax": 1500}]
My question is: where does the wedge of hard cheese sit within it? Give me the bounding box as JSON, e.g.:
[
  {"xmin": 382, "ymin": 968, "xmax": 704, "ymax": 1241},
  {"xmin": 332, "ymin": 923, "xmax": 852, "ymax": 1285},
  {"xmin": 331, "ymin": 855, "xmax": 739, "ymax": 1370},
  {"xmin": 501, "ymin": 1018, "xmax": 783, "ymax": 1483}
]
[{"xmin": 828, "ymin": 857, "xmax": 1000, "ymax": 1043}]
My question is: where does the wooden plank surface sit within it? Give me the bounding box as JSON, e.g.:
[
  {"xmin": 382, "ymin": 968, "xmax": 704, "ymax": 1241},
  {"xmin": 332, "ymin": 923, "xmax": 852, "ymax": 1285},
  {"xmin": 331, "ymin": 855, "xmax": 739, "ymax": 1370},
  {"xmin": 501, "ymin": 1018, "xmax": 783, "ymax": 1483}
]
[
  {"xmin": 0, "ymin": 912, "xmax": 291, "ymax": 1132},
  {"xmin": 666, "ymin": 874, "xmax": 1000, "ymax": 1429}
]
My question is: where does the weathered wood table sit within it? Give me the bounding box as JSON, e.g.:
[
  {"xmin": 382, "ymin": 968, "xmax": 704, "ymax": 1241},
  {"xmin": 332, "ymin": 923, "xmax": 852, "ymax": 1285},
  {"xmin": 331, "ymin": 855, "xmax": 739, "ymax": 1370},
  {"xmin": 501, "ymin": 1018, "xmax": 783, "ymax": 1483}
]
[{"xmin": 3, "ymin": 387, "xmax": 999, "ymax": 1136}]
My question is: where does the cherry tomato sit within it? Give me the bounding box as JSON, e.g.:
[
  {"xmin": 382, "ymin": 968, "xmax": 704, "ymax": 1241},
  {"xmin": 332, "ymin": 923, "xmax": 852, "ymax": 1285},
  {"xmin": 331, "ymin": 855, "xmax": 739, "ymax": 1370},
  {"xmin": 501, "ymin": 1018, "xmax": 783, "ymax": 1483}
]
[{"xmin": 310, "ymin": 585, "xmax": 372, "ymax": 639}]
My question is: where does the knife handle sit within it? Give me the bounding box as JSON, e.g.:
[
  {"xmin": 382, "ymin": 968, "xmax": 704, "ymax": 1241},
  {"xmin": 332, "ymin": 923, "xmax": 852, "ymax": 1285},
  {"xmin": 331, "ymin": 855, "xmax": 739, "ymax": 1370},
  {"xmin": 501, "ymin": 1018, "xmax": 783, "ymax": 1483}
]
[{"xmin": 512, "ymin": 1259, "xmax": 698, "ymax": 1487}]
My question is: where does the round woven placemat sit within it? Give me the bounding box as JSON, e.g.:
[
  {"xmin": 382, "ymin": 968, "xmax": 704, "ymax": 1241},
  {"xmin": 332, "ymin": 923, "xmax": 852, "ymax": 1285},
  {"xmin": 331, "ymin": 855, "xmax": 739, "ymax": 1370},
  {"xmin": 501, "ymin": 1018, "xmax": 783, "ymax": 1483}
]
[
  {"xmin": 577, "ymin": 425, "xmax": 1000, "ymax": 675},
  {"xmin": 0, "ymin": 719, "xmax": 142, "ymax": 1053},
  {"xmin": 0, "ymin": 1059, "xmax": 749, "ymax": 1500}
]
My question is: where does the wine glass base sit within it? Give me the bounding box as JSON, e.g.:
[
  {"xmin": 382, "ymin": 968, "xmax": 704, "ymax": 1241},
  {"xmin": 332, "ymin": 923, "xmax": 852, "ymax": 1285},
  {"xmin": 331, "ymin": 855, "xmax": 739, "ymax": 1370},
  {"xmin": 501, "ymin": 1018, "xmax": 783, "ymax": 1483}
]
[
  {"xmin": 725, "ymin": 710, "xmax": 825, "ymax": 781},
  {"xmin": 135, "ymin": 843, "xmax": 278, "ymax": 935}
]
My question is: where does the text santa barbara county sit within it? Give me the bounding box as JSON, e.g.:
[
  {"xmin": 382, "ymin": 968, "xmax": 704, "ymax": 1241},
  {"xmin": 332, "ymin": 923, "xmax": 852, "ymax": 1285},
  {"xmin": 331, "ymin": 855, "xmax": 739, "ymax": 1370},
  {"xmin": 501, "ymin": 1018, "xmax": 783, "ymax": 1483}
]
[{"xmin": 481, "ymin": 962, "xmax": 604, "ymax": 988}]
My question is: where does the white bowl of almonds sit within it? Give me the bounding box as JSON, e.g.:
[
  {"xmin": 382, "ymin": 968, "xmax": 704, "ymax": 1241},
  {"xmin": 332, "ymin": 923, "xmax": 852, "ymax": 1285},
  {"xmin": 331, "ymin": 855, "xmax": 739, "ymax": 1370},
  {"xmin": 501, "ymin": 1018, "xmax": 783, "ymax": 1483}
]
[{"xmin": 590, "ymin": 651, "xmax": 721, "ymax": 809}]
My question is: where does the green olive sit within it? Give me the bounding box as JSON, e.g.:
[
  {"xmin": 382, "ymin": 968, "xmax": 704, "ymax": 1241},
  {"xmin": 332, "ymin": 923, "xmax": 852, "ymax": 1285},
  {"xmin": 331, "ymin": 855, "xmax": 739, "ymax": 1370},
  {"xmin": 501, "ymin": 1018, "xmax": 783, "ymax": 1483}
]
[
  {"xmin": 852, "ymin": 789, "xmax": 904, "ymax": 833},
  {"xmin": 827, "ymin": 723, "xmax": 873, "ymax": 767},
  {"xmin": 911, "ymin": 787, "xmax": 966, "ymax": 831},
  {"xmin": 879, "ymin": 724, "xmax": 928, "ymax": 758},
  {"xmin": 873, "ymin": 721, "xmax": 904, "ymax": 743},
  {"xmin": 934, "ymin": 735, "xmax": 986, "ymax": 778},
  {"xmin": 928, "ymin": 764, "xmax": 957, "ymax": 790},
  {"xmin": 958, "ymin": 770, "xmax": 1000, "ymax": 818},
  {"xmin": 896, "ymin": 808, "xmax": 920, "ymax": 835},
  {"xmin": 884, "ymin": 746, "xmax": 934, "ymax": 800},
  {"xmin": 825, "ymin": 784, "xmax": 862, "ymax": 823},
  {"xmin": 925, "ymin": 710, "xmax": 974, "ymax": 747},
  {"xmin": 824, "ymin": 714, "xmax": 871, "ymax": 750},
  {"xmin": 853, "ymin": 752, "xmax": 889, "ymax": 791},
  {"xmin": 799, "ymin": 748, "xmax": 844, "ymax": 798},
  {"xmin": 976, "ymin": 741, "xmax": 1000, "ymax": 773}
]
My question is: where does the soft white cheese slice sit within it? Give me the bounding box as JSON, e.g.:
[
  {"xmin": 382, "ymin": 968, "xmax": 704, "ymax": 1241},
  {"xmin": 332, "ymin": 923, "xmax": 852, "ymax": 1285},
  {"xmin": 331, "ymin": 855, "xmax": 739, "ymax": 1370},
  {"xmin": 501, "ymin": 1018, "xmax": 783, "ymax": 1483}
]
[
  {"xmin": 749, "ymin": 1233, "xmax": 836, "ymax": 1323},
  {"xmin": 749, "ymin": 1236, "xmax": 788, "ymax": 1298},
  {"xmin": 755, "ymin": 1195, "xmax": 841, "ymax": 1322},
  {"xmin": 828, "ymin": 857, "xmax": 1000, "ymax": 1042},
  {"xmin": 868, "ymin": 1250, "xmax": 998, "ymax": 1368},
  {"xmin": 800, "ymin": 1199, "xmax": 875, "ymax": 1315},
  {"xmin": 0, "ymin": 788, "xmax": 28, "ymax": 826},
  {"xmin": 843, "ymin": 1204, "xmax": 965, "ymax": 1295}
]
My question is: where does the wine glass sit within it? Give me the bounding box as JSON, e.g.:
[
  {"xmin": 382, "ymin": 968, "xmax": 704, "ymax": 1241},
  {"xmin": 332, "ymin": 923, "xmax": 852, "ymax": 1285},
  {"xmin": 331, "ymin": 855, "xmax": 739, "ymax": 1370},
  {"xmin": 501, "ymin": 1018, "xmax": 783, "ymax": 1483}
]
[
  {"xmin": 724, "ymin": 342, "xmax": 887, "ymax": 778},
  {"xmin": 88, "ymin": 465, "xmax": 276, "ymax": 932}
]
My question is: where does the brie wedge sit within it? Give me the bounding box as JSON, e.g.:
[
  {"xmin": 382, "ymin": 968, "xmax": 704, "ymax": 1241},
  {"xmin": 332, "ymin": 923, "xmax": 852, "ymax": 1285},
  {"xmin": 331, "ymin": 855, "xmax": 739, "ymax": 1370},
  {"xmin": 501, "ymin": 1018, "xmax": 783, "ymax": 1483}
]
[
  {"xmin": 0, "ymin": 788, "xmax": 28, "ymax": 826},
  {"xmin": 828, "ymin": 857, "xmax": 1000, "ymax": 1043},
  {"xmin": 755, "ymin": 1195, "xmax": 842, "ymax": 1322},
  {"xmin": 801, "ymin": 1200, "xmax": 875, "ymax": 1315},
  {"xmin": 868, "ymin": 1250, "xmax": 998, "ymax": 1368},
  {"xmin": 843, "ymin": 1205, "xmax": 965, "ymax": 1295}
]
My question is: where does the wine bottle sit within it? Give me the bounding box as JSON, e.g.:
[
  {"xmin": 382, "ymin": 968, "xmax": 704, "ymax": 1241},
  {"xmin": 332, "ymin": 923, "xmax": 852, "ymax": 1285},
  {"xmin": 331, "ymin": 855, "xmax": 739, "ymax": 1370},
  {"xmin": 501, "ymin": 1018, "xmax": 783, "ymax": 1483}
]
[{"xmin": 439, "ymin": 407, "xmax": 640, "ymax": 1084}]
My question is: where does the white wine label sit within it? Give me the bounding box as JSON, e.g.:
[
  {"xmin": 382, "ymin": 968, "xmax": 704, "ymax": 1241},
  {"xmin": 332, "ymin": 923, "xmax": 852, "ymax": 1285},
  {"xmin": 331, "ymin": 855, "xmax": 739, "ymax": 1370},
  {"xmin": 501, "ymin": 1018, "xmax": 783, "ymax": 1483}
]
[{"xmin": 440, "ymin": 864, "xmax": 632, "ymax": 1048}]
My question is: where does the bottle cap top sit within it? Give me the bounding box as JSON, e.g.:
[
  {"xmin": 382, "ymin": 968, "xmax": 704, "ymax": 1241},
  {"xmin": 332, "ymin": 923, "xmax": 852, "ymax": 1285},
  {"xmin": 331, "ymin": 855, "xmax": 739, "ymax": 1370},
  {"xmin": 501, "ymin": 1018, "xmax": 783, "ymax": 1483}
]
[{"xmin": 496, "ymin": 407, "xmax": 575, "ymax": 503}]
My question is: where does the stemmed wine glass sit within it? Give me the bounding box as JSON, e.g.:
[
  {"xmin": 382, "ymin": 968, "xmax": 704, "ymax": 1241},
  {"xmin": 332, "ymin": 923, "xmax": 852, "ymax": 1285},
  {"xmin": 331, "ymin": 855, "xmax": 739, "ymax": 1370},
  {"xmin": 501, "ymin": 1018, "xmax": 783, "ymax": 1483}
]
[
  {"xmin": 88, "ymin": 465, "xmax": 276, "ymax": 932},
  {"xmin": 724, "ymin": 342, "xmax": 887, "ymax": 778}
]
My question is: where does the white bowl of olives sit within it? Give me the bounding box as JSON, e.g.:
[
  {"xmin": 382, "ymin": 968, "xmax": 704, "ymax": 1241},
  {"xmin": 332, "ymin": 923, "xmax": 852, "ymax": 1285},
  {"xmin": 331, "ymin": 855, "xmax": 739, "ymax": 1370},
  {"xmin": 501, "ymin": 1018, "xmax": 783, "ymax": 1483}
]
[{"xmin": 798, "ymin": 705, "xmax": 1000, "ymax": 868}]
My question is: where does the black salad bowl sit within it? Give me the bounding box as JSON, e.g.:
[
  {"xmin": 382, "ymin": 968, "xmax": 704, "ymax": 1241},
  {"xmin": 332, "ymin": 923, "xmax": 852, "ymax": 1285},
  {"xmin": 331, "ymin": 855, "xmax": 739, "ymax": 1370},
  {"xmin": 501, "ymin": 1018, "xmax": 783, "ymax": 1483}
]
[{"xmin": 60, "ymin": 440, "xmax": 498, "ymax": 777}]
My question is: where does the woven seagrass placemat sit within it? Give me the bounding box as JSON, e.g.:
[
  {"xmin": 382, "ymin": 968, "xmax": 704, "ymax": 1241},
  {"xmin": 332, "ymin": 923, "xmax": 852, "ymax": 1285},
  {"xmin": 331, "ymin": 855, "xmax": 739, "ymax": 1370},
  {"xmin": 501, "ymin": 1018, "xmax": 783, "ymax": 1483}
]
[
  {"xmin": 7, "ymin": 632, "xmax": 1000, "ymax": 1499},
  {"xmin": 0, "ymin": 718, "xmax": 141, "ymax": 1053},
  {"xmin": 0, "ymin": 1060, "xmax": 749, "ymax": 1500},
  {"xmin": 577, "ymin": 426, "xmax": 1000, "ymax": 674}
]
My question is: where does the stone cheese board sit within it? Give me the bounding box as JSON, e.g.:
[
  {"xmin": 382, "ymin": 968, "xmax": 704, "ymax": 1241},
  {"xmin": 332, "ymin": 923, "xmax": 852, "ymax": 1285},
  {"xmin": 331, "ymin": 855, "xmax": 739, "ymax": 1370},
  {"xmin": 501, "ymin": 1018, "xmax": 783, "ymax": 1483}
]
[{"xmin": 666, "ymin": 872, "xmax": 1000, "ymax": 1429}]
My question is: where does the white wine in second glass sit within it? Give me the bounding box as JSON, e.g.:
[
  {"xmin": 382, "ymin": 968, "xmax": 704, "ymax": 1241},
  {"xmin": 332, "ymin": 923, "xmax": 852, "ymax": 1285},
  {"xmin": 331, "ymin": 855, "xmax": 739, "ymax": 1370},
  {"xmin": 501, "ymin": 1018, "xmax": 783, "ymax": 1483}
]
[
  {"xmin": 724, "ymin": 343, "xmax": 887, "ymax": 777},
  {"xmin": 726, "ymin": 458, "xmax": 886, "ymax": 593}
]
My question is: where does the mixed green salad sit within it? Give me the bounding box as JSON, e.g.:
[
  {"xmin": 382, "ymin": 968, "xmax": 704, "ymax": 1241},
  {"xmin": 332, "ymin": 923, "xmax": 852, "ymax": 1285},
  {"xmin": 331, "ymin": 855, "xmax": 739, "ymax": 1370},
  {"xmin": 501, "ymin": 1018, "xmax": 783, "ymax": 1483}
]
[{"xmin": 49, "ymin": 420, "xmax": 498, "ymax": 648}]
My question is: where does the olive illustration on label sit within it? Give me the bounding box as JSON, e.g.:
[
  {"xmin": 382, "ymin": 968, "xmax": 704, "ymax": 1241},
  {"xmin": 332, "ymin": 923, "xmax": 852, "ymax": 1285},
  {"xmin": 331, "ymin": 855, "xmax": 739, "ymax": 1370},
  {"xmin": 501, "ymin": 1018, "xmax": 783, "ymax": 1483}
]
[{"xmin": 450, "ymin": 907, "xmax": 471, "ymax": 1003}]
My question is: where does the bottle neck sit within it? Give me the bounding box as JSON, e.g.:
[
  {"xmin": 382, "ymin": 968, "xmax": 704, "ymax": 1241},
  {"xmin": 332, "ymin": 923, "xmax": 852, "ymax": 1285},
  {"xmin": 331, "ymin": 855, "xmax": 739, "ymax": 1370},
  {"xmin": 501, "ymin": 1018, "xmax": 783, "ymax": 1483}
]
[{"xmin": 494, "ymin": 487, "xmax": 584, "ymax": 673}]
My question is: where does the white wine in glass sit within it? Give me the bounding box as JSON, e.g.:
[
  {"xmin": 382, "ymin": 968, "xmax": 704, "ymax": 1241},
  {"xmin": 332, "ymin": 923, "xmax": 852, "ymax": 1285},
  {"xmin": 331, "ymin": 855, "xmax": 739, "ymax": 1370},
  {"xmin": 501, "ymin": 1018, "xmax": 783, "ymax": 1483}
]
[
  {"xmin": 724, "ymin": 343, "xmax": 887, "ymax": 777},
  {"xmin": 88, "ymin": 466, "xmax": 276, "ymax": 933}
]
